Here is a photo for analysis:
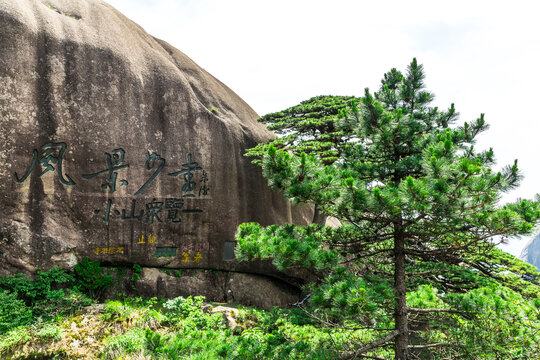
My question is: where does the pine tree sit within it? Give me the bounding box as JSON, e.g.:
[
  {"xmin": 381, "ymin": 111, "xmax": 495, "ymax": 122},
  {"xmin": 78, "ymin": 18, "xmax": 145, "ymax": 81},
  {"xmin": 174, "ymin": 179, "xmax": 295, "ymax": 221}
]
[
  {"xmin": 236, "ymin": 59, "xmax": 540, "ymax": 359},
  {"xmin": 246, "ymin": 95, "xmax": 358, "ymax": 166},
  {"xmin": 246, "ymin": 95, "xmax": 359, "ymax": 224}
]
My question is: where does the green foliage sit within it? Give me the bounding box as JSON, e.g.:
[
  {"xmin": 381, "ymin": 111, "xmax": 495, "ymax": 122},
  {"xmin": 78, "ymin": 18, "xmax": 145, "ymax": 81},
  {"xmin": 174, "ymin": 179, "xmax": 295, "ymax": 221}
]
[
  {"xmin": 131, "ymin": 263, "xmax": 142, "ymax": 282},
  {"xmin": 2, "ymin": 286, "xmax": 536, "ymax": 360},
  {"xmin": 239, "ymin": 58, "xmax": 540, "ymax": 358},
  {"xmin": 308, "ymin": 269, "xmax": 394, "ymax": 325},
  {"xmin": 1, "ymin": 270, "xmax": 386, "ymax": 359},
  {"xmin": 145, "ymin": 302, "xmax": 358, "ymax": 360},
  {"xmin": 124, "ymin": 296, "xmax": 233, "ymax": 359},
  {"xmin": 0, "ymin": 326, "xmax": 31, "ymax": 352},
  {"xmin": 73, "ymin": 257, "xmax": 114, "ymax": 299},
  {"xmin": 471, "ymin": 247, "xmax": 540, "ymax": 298},
  {"xmin": 101, "ymin": 328, "xmax": 147, "ymax": 359},
  {"xmin": 0, "ymin": 290, "xmax": 32, "ymax": 333},
  {"xmin": 162, "ymin": 296, "xmax": 187, "ymax": 316},
  {"xmin": 450, "ymin": 286, "xmax": 540, "ymax": 359},
  {"xmin": 0, "ymin": 267, "xmax": 73, "ymax": 304},
  {"xmin": 246, "ymin": 95, "xmax": 359, "ymax": 166},
  {"xmin": 0, "ymin": 267, "xmax": 92, "ymax": 328},
  {"xmin": 163, "ymin": 296, "xmax": 223, "ymax": 330},
  {"xmin": 231, "ymin": 306, "xmax": 390, "ymax": 359},
  {"xmin": 98, "ymin": 295, "xmax": 353, "ymax": 360},
  {"xmin": 101, "ymin": 297, "xmax": 164, "ymax": 328},
  {"xmin": 145, "ymin": 328, "xmax": 236, "ymax": 359},
  {"xmin": 403, "ymin": 284, "xmax": 540, "ymax": 359},
  {"xmin": 37, "ymin": 324, "xmax": 62, "ymax": 341},
  {"xmin": 161, "ymin": 268, "xmax": 183, "ymax": 278},
  {"xmin": 128, "ymin": 264, "xmax": 143, "ymax": 291},
  {"xmin": 236, "ymin": 223, "xmax": 341, "ymax": 271},
  {"xmin": 102, "ymin": 300, "xmax": 130, "ymax": 322}
]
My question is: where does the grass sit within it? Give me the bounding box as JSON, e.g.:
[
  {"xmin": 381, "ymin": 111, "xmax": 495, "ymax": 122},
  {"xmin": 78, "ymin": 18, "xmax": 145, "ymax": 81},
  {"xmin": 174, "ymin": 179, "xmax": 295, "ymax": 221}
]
[
  {"xmin": 0, "ymin": 294, "xmax": 363, "ymax": 359},
  {"xmin": 0, "ymin": 265, "xmax": 388, "ymax": 359}
]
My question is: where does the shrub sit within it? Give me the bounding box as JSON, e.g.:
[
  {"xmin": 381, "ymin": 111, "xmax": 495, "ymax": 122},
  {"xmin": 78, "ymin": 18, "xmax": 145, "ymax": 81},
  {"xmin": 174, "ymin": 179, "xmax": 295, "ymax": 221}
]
[
  {"xmin": 0, "ymin": 266, "xmax": 73, "ymax": 304},
  {"xmin": 31, "ymin": 288, "xmax": 92, "ymax": 320},
  {"xmin": 163, "ymin": 296, "xmax": 223, "ymax": 331},
  {"xmin": 131, "ymin": 264, "xmax": 142, "ymax": 281},
  {"xmin": 73, "ymin": 257, "xmax": 114, "ymax": 299},
  {"xmin": 0, "ymin": 268, "xmax": 92, "ymax": 326},
  {"xmin": 0, "ymin": 290, "xmax": 32, "ymax": 333},
  {"xmin": 101, "ymin": 300, "xmax": 130, "ymax": 322},
  {"xmin": 162, "ymin": 296, "xmax": 186, "ymax": 317}
]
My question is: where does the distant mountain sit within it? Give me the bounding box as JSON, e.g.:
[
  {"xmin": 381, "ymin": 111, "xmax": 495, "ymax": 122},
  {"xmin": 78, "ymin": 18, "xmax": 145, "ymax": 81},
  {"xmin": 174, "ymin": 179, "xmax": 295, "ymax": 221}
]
[{"xmin": 521, "ymin": 233, "xmax": 540, "ymax": 269}]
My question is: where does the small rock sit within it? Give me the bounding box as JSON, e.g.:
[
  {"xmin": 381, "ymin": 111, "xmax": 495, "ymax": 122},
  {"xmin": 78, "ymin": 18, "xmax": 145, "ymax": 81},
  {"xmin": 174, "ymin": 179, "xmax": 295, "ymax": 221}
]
[{"xmin": 211, "ymin": 306, "xmax": 242, "ymax": 332}]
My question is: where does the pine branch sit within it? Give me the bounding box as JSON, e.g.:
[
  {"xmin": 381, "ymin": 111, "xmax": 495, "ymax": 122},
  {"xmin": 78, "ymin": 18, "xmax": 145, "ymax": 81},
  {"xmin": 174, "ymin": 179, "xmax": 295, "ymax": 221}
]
[
  {"xmin": 295, "ymin": 305, "xmax": 394, "ymax": 331},
  {"xmin": 408, "ymin": 343, "xmax": 455, "ymax": 349},
  {"xmin": 405, "ymin": 231, "xmax": 505, "ymax": 257},
  {"xmin": 337, "ymin": 330, "xmax": 399, "ymax": 360},
  {"xmin": 408, "ymin": 308, "xmax": 469, "ymax": 315}
]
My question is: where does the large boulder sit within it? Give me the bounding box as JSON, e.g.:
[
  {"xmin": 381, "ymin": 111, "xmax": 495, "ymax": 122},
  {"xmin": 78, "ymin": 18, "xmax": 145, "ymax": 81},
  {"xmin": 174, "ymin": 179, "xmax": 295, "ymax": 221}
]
[{"xmin": 0, "ymin": 0, "xmax": 310, "ymax": 304}]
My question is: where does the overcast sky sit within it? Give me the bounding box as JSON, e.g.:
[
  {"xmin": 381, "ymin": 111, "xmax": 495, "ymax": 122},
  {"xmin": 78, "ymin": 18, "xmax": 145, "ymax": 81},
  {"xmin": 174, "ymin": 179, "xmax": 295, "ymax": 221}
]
[{"xmin": 106, "ymin": 0, "xmax": 540, "ymax": 257}]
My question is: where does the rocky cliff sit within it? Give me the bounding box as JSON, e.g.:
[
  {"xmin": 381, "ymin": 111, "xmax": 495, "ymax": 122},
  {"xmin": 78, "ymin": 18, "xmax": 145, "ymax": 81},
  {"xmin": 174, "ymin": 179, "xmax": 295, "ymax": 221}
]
[{"xmin": 0, "ymin": 0, "xmax": 310, "ymax": 306}]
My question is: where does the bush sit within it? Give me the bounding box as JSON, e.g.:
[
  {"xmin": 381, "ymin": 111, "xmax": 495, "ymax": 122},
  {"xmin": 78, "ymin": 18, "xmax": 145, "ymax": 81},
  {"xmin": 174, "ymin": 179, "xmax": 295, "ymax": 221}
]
[
  {"xmin": 162, "ymin": 296, "xmax": 186, "ymax": 317},
  {"xmin": 0, "ymin": 267, "xmax": 73, "ymax": 304},
  {"xmin": 101, "ymin": 300, "xmax": 130, "ymax": 322},
  {"xmin": 0, "ymin": 267, "xmax": 93, "ymax": 327},
  {"xmin": 73, "ymin": 257, "xmax": 114, "ymax": 299},
  {"xmin": 0, "ymin": 290, "xmax": 32, "ymax": 333},
  {"xmin": 163, "ymin": 296, "xmax": 223, "ymax": 331},
  {"xmin": 31, "ymin": 288, "xmax": 92, "ymax": 320}
]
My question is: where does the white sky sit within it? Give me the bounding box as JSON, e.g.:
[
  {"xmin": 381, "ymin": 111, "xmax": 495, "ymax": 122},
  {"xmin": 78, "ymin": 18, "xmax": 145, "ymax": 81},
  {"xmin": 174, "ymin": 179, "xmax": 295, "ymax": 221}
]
[{"xmin": 106, "ymin": 0, "xmax": 540, "ymax": 257}]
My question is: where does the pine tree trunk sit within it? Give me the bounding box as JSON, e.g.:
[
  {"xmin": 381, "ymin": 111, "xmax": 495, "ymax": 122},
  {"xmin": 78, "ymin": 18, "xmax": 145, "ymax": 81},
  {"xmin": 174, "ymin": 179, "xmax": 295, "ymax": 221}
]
[
  {"xmin": 394, "ymin": 223, "xmax": 409, "ymax": 359},
  {"xmin": 312, "ymin": 204, "xmax": 327, "ymax": 225}
]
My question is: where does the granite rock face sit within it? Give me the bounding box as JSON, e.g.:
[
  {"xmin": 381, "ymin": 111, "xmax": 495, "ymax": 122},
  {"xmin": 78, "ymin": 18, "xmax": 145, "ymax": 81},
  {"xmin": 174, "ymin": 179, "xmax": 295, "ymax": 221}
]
[
  {"xmin": 0, "ymin": 0, "xmax": 310, "ymax": 305},
  {"xmin": 133, "ymin": 268, "xmax": 301, "ymax": 309}
]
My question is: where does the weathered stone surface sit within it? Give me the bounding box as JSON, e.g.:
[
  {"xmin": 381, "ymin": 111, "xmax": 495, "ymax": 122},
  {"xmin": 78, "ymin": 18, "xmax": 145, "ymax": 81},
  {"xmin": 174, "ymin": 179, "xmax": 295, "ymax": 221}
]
[
  {"xmin": 210, "ymin": 306, "xmax": 242, "ymax": 331},
  {"xmin": 133, "ymin": 268, "xmax": 301, "ymax": 309},
  {"xmin": 0, "ymin": 0, "xmax": 311, "ymax": 305}
]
